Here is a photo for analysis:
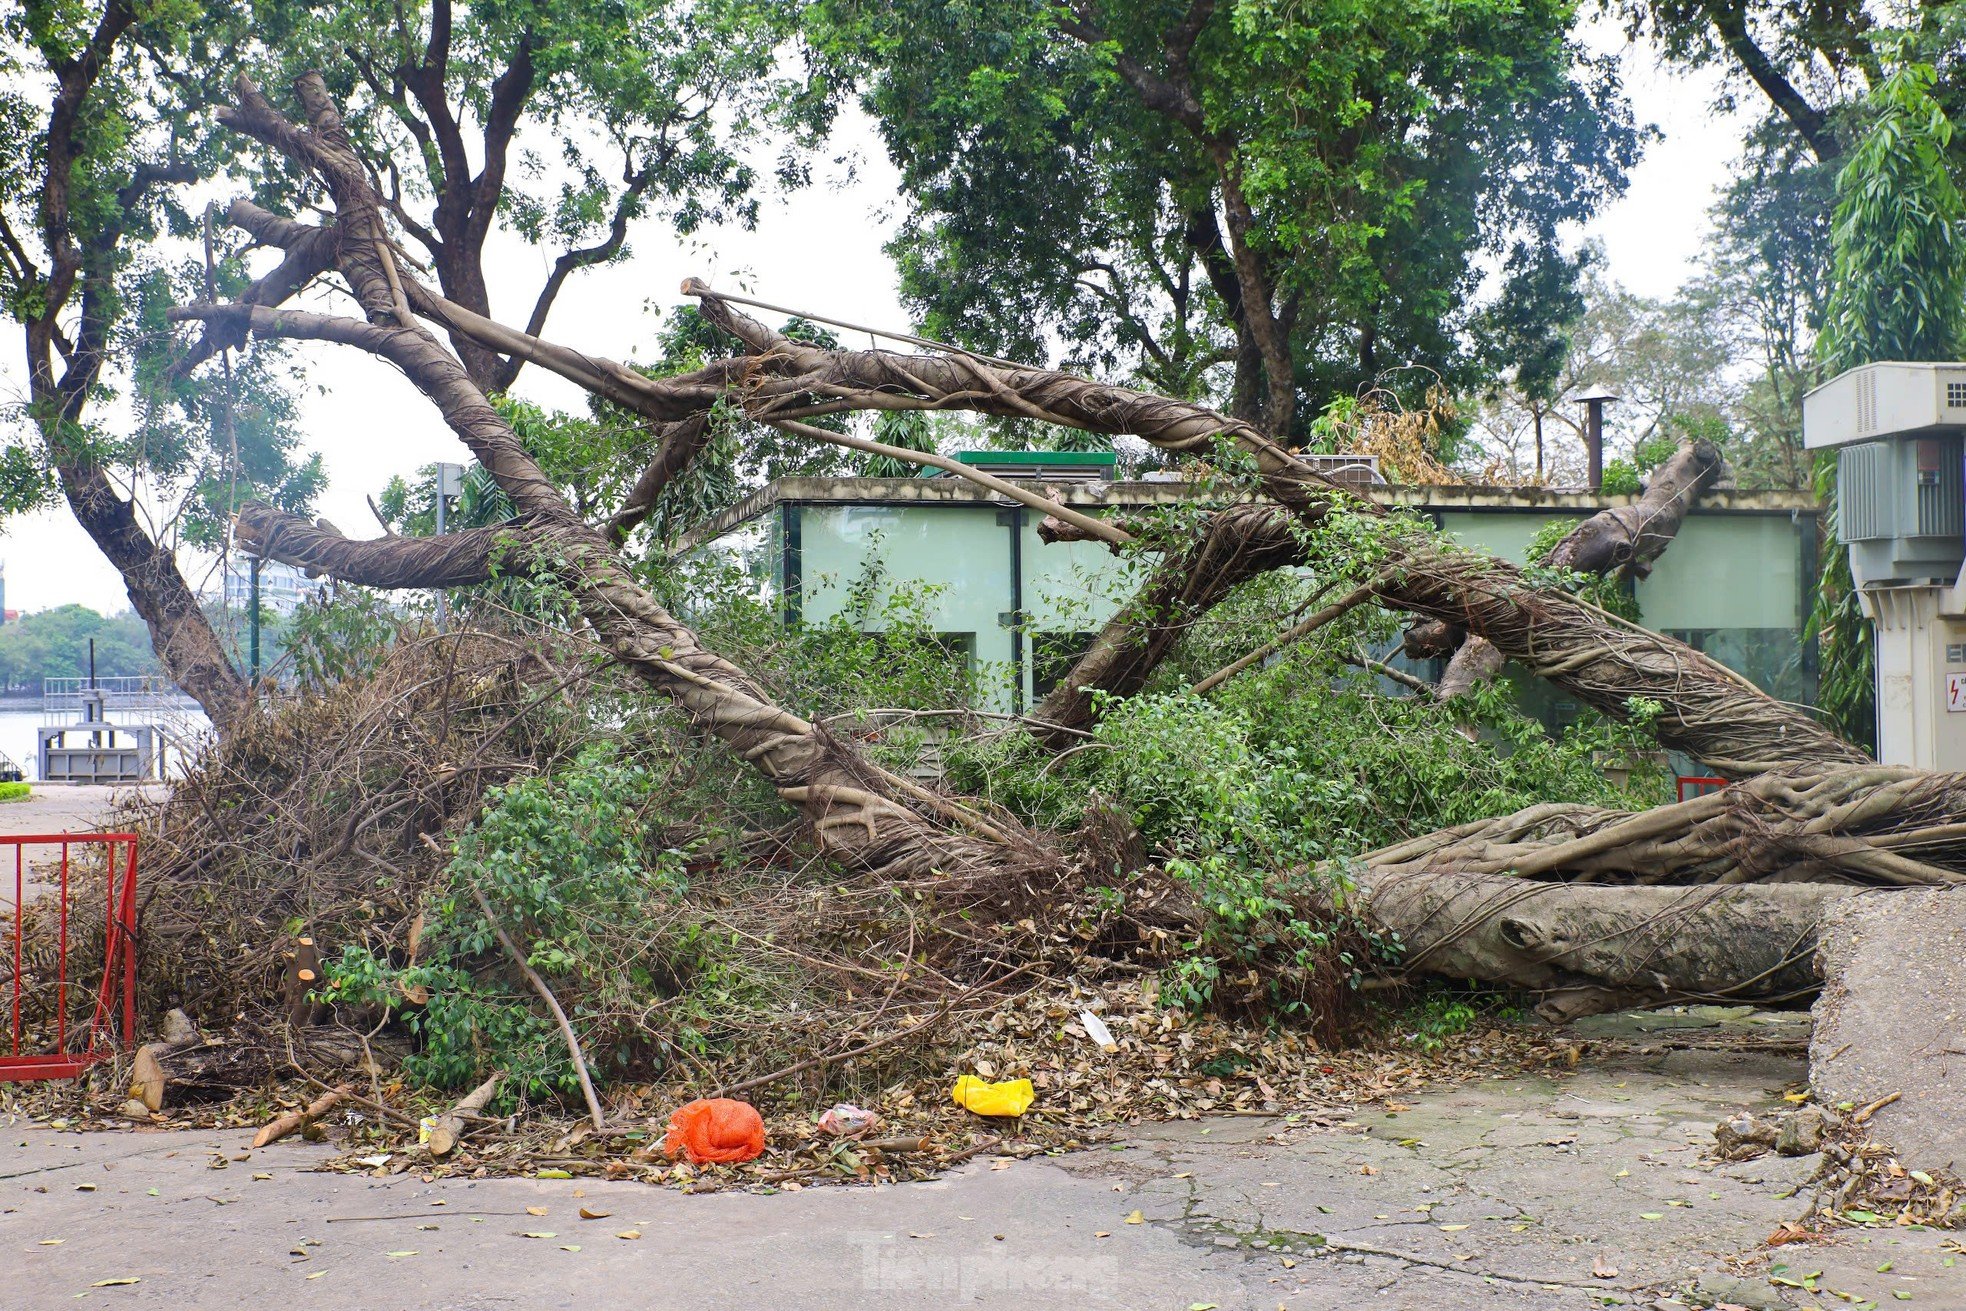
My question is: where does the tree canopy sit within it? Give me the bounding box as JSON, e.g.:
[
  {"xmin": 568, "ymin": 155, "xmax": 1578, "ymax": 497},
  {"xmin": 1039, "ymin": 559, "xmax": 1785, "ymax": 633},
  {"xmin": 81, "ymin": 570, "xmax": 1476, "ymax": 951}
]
[{"xmin": 814, "ymin": 0, "xmax": 1642, "ymax": 440}]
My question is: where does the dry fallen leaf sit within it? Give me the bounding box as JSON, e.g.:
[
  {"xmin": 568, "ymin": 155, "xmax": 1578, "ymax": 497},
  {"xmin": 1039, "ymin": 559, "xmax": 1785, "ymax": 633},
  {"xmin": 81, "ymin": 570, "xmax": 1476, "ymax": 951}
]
[
  {"xmin": 1766, "ymin": 1221, "xmax": 1814, "ymax": 1247},
  {"xmin": 1359, "ymin": 1164, "xmax": 1378, "ymax": 1176},
  {"xmin": 615, "ymin": 1230, "xmax": 642, "ymax": 1240},
  {"xmin": 38, "ymin": 1239, "xmax": 62, "ymax": 1246},
  {"xmin": 522, "ymin": 1232, "xmax": 557, "ymax": 1240},
  {"xmin": 577, "ymin": 1207, "xmax": 610, "ymax": 1220},
  {"xmin": 1592, "ymin": 1256, "xmax": 1618, "ymax": 1279},
  {"xmin": 559, "ymin": 1245, "xmax": 581, "ymax": 1252},
  {"xmin": 90, "ymin": 1279, "xmax": 139, "ymax": 1288},
  {"xmin": 1124, "ymin": 1210, "xmax": 1144, "ymax": 1225},
  {"xmin": 525, "ymin": 1206, "xmax": 549, "ymax": 1217},
  {"xmin": 1094, "ymin": 1231, "xmax": 1110, "ymax": 1238},
  {"xmin": 1439, "ymin": 1224, "xmax": 1469, "ymax": 1232}
]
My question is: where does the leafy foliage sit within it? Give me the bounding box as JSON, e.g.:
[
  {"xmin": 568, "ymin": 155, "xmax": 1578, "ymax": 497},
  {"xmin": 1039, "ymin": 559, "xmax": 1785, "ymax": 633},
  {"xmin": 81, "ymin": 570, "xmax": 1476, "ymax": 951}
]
[
  {"xmin": 814, "ymin": 0, "xmax": 1641, "ymax": 434},
  {"xmin": 324, "ymin": 748, "xmax": 750, "ymax": 1100}
]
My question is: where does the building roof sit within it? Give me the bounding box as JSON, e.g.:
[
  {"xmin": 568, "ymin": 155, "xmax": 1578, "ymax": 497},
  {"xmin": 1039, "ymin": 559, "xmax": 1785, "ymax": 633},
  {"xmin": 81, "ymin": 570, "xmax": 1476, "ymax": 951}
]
[{"xmin": 673, "ymin": 475, "xmax": 1819, "ymax": 554}]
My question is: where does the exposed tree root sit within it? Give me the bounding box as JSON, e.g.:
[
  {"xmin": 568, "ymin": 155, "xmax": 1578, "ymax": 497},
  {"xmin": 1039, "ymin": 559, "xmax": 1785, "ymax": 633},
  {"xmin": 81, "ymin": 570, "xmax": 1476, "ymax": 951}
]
[{"xmin": 1361, "ymin": 767, "xmax": 1966, "ymax": 887}]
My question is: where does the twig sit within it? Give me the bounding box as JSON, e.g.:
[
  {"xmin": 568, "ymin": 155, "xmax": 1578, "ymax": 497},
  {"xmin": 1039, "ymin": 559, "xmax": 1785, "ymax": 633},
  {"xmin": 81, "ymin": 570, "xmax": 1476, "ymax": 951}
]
[
  {"xmin": 286, "ymin": 1051, "xmax": 420, "ymax": 1128},
  {"xmin": 326, "ymin": 1210, "xmax": 535, "ymax": 1224},
  {"xmin": 937, "ymin": 1135, "xmax": 1005, "ymax": 1167},
  {"xmin": 468, "ymin": 885, "xmax": 608, "ymax": 1134},
  {"xmin": 1852, "ymin": 1091, "xmax": 1901, "ymax": 1125},
  {"xmin": 712, "ymin": 998, "xmax": 958, "ymax": 1100}
]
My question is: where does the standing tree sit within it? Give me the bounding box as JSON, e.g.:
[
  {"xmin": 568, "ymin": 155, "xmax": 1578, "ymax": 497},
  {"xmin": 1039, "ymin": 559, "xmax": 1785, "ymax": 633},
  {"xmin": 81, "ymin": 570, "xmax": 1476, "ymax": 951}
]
[
  {"xmin": 1810, "ymin": 57, "xmax": 1966, "ymax": 751},
  {"xmin": 813, "ymin": 0, "xmax": 1641, "ymax": 439},
  {"xmin": 0, "ymin": 0, "xmax": 325, "ymax": 731}
]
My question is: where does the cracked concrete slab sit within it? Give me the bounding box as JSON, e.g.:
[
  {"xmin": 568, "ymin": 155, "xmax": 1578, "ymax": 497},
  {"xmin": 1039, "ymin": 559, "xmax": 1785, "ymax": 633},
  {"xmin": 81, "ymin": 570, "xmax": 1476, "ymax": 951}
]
[
  {"xmin": 6, "ymin": 1040, "xmax": 1963, "ymax": 1309},
  {"xmin": 1812, "ymin": 888, "xmax": 1966, "ymax": 1173}
]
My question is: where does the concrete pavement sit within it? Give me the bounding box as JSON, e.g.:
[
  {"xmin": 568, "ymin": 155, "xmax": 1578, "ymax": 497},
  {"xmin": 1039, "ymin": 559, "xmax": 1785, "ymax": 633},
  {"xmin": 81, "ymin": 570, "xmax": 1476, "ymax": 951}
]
[{"xmin": 6, "ymin": 1039, "xmax": 1959, "ymax": 1310}]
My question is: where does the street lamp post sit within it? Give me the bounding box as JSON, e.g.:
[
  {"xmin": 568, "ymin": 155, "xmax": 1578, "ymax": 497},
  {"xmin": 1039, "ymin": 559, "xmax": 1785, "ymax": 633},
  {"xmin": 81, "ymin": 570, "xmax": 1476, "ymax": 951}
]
[{"xmin": 1572, "ymin": 386, "xmax": 1620, "ymax": 490}]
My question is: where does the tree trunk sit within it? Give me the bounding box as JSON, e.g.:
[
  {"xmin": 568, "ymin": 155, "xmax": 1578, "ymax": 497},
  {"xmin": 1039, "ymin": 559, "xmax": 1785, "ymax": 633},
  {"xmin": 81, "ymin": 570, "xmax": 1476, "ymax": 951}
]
[
  {"xmin": 1435, "ymin": 636, "xmax": 1502, "ymax": 700},
  {"xmin": 1360, "ymin": 766, "xmax": 1966, "ymax": 888},
  {"xmin": 1546, "ymin": 439, "xmax": 1724, "ymax": 579},
  {"xmin": 56, "ymin": 459, "xmax": 248, "ymax": 733},
  {"xmin": 1422, "ymin": 437, "xmax": 1726, "ymax": 701},
  {"xmin": 1351, "ymin": 866, "xmax": 1848, "ymax": 1021}
]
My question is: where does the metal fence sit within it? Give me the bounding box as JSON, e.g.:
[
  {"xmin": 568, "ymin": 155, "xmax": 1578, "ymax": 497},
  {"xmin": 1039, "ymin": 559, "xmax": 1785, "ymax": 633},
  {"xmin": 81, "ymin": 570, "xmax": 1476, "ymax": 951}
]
[{"xmin": 0, "ymin": 833, "xmax": 138, "ymax": 1082}]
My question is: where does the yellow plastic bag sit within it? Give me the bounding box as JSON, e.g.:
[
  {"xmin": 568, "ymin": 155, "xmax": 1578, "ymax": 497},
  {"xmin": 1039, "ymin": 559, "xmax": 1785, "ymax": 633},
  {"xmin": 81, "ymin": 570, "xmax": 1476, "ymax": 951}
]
[{"xmin": 951, "ymin": 1075, "xmax": 1036, "ymax": 1118}]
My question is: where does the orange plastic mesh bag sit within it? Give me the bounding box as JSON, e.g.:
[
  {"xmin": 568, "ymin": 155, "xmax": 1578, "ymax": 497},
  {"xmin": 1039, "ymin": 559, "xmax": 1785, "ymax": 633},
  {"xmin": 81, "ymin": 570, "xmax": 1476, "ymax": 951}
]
[{"xmin": 664, "ymin": 1097, "xmax": 766, "ymax": 1164}]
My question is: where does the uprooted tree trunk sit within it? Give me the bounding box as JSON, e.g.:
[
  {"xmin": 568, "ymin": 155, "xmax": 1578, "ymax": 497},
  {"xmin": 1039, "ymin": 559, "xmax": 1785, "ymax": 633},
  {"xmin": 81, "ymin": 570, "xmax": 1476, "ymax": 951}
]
[
  {"xmin": 1334, "ymin": 764, "xmax": 1966, "ymax": 1013},
  {"xmin": 1351, "ymin": 868, "xmax": 1848, "ymax": 1021}
]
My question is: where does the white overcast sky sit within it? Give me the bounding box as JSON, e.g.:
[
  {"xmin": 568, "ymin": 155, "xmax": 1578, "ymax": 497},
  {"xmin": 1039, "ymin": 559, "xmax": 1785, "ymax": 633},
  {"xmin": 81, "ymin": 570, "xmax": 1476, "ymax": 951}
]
[{"xmin": 9, "ymin": 19, "xmax": 1754, "ymax": 616}]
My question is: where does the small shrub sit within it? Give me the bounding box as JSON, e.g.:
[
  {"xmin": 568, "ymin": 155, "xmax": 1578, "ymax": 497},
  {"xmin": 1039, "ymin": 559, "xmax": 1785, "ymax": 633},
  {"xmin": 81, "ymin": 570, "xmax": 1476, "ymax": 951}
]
[
  {"xmin": 323, "ymin": 746, "xmax": 760, "ymax": 1103},
  {"xmin": 0, "ymin": 781, "xmax": 29, "ymax": 802}
]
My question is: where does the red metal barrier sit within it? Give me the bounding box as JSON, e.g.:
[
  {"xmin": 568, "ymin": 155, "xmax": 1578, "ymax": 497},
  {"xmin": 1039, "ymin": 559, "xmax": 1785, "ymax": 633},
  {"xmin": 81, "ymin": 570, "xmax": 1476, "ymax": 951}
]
[
  {"xmin": 1676, "ymin": 775, "xmax": 1728, "ymax": 803},
  {"xmin": 0, "ymin": 833, "xmax": 138, "ymax": 1082}
]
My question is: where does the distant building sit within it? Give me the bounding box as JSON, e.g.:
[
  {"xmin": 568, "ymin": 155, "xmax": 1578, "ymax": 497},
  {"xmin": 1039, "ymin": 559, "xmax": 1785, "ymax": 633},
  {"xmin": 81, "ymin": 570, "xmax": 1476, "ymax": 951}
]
[
  {"xmin": 677, "ymin": 455, "xmax": 1822, "ymax": 721},
  {"xmin": 223, "ymin": 556, "xmax": 328, "ymax": 616}
]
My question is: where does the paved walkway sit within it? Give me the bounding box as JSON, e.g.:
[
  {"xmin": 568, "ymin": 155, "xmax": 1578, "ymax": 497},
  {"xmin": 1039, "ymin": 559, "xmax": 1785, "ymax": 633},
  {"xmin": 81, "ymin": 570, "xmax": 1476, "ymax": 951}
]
[
  {"xmin": 5, "ymin": 1041, "xmax": 1956, "ymax": 1309},
  {"xmin": 0, "ymin": 785, "xmax": 160, "ymax": 905}
]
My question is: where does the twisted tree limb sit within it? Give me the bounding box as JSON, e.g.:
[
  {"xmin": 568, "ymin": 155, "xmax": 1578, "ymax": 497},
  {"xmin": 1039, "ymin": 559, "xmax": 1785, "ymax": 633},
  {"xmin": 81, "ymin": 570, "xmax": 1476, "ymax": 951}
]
[
  {"xmin": 1427, "ymin": 438, "xmax": 1725, "ymax": 702},
  {"xmin": 1360, "ymin": 767, "xmax": 1966, "ymax": 887},
  {"xmin": 188, "ymin": 72, "xmax": 1054, "ymax": 888}
]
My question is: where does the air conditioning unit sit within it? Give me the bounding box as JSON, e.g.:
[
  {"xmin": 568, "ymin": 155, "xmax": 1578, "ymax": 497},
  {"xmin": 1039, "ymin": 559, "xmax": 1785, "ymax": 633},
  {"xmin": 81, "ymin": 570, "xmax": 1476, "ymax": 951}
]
[
  {"xmin": 1805, "ymin": 363, "xmax": 1966, "ymax": 588},
  {"xmin": 1803, "ymin": 362, "xmax": 1966, "ymax": 770}
]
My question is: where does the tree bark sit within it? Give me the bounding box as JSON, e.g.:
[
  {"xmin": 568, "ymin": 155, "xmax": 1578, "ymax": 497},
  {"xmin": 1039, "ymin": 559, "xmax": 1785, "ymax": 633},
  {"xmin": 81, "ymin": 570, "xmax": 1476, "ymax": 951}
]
[
  {"xmin": 197, "ymin": 73, "xmax": 1050, "ymax": 887},
  {"xmin": 1351, "ymin": 866, "xmax": 1849, "ymax": 1021},
  {"xmin": 1360, "ymin": 766, "xmax": 1966, "ymax": 888},
  {"xmin": 1545, "ymin": 439, "xmax": 1724, "ymax": 579},
  {"xmin": 1434, "ymin": 636, "xmax": 1502, "ymax": 700}
]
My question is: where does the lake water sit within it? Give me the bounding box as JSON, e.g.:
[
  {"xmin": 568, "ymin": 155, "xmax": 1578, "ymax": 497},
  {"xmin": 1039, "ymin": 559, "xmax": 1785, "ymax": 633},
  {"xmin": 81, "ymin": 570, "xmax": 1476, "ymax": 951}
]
[{"xmin": 0, "ymin": 703, "xmax": 213, "ymax": 781}]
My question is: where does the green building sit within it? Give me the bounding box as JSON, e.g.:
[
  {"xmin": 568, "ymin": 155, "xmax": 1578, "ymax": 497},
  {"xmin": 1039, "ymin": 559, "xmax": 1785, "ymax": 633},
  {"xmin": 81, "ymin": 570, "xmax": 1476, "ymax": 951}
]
[{"xmin": 678, "ymin": 454, "xmax": 1820, "ymax": 718}]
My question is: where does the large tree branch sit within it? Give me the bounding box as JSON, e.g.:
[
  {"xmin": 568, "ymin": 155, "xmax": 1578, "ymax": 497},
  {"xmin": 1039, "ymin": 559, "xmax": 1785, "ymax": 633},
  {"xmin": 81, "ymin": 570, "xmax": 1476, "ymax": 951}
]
[
  {"xmin": 234, "ymin": 501, "xmax": 513, "ymax": 587},
  {"xmin": 168, "ymin": 200, "xmax": 338, "ymax": 382},
  {"xmin": 1705, "ymin": 5, "xmax": 1841, "ymax": 161}
]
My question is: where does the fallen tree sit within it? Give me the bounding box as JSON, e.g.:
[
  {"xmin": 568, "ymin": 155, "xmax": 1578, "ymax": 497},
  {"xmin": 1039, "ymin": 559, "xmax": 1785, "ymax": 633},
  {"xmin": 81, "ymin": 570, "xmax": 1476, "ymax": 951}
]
[
  {"xmin": 142, "ymin": 69, "xmax": 1910, "ymax": 1069},
  {"xmin": 1351, "ymin": 868, "xmax": 1847, "ymax": 1022}
]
